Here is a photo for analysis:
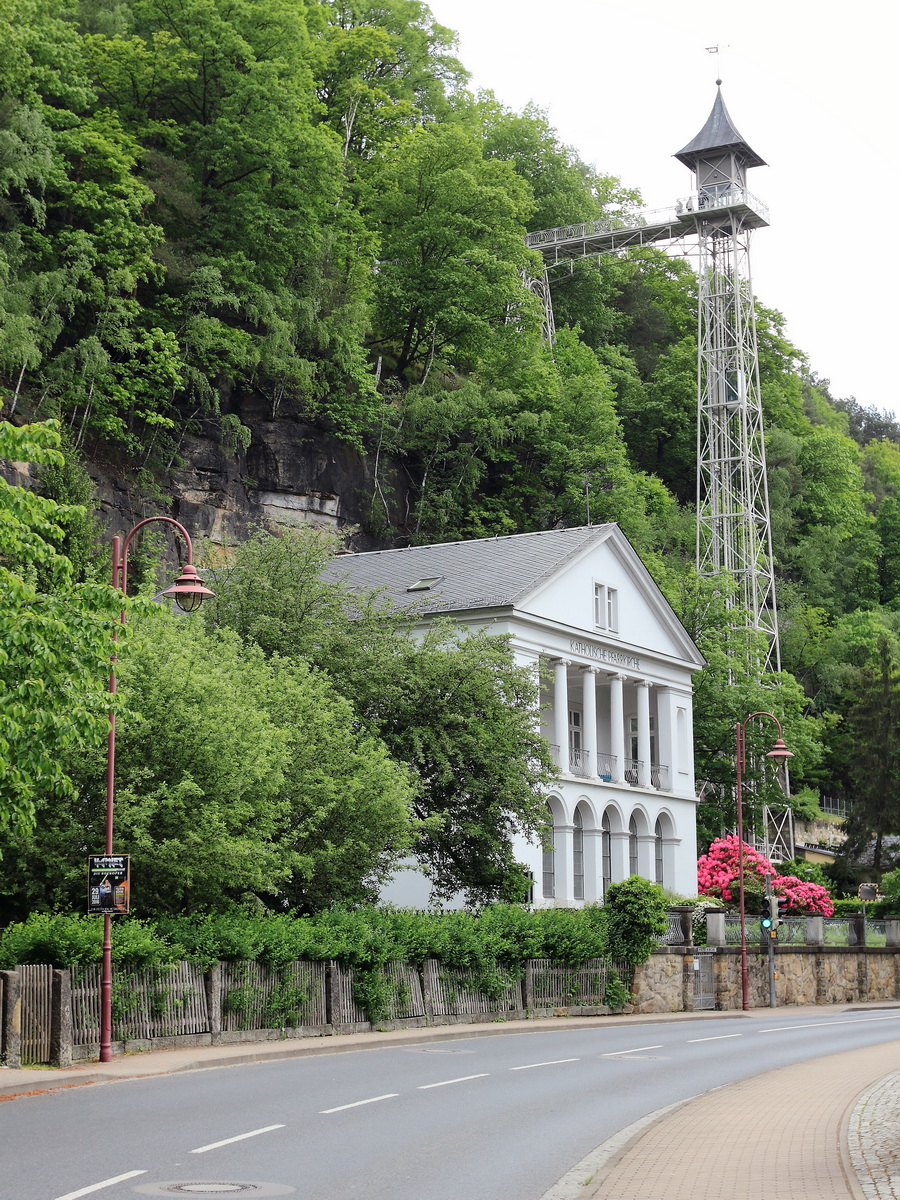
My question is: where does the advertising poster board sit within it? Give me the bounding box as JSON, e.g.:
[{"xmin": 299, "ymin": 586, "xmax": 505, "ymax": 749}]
[{"xmin": 88, "ymin": 855, "xmax": 130, "ymax": 914}]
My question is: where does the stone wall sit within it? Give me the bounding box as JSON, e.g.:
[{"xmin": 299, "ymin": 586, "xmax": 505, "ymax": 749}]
[{"xmin": 632, "ymin": 947, "xmax": 900, "ymax": 1013}]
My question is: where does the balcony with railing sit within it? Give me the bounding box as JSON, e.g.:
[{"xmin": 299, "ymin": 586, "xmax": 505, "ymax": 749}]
[
  {"xmin": 596, "ymin": 752, "xmax": 617, "ymax": 783},
  {"xmin": 651, "ymin": 764, "xmax": 671, "ymax": 792},
  {"xmin": 569, "ymin": 746, "xmax": 591, "ymax": 778},
  {"xmin": 624, "ymin": 759, "xmax": 642, "ymax": 787},
  {"xmin": 674, "ymin": 186, "xmax": 769, "ymax": 228}
]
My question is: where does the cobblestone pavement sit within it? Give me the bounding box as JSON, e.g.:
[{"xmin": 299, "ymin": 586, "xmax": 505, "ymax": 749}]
[
  {"xmin": 551, "ymin": 1040, "xmax": 900, "ymax": 1200},
  {"xmin": 847, "ymin": 1070, "xmax": 900, "ymax": 1199}
]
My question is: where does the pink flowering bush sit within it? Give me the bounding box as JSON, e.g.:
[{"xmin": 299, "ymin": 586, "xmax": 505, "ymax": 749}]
[
  {"xmin": 697, "ymin": 835, "xmax": 774, "ymax": 904},
  {"xmin": 773, "ymin": 876, "xmax": 834, "ymax": 917},
  {"xmin": 697, "ymin": 836, "xmax": 833, "ymax": 916}
]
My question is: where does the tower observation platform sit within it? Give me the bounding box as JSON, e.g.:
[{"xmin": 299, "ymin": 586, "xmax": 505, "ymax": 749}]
[{"xmin": 525, "ymin": 186, "xmax": 769, "ymax": 267}]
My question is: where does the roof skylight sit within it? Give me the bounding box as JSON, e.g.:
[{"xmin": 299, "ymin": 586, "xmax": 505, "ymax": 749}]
[{"xmin": 407, "ymin": 576, "xmax": 444, "ymax": 592}]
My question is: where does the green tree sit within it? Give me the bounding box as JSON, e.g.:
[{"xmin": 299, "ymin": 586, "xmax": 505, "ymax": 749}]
[
  {"xmin": 0, "ymin": 608, "xmax": 415, "ymax": 919},
  {"xmin": 839, "ymin": 637, "xmax": 900, "ymax": 873},
  {"xmin": 369, "ymin": 121, "xmax": 540, "ymax": 375},
  {"xmin": 206, "ymin": 527, "xmax": 556, "ymax": 903},
  {"xmin": 0, "ymin": 419, "xmax": 122, "ymax": 838}
]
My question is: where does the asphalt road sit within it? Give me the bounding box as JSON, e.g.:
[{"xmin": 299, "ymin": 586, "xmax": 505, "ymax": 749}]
[{"xmin": 6, "ymin": 1010, "xmax": 900, "ymax": 1200}]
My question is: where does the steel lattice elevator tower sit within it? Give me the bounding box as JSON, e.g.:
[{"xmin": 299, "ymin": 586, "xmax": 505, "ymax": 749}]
[
  {"xmin": 522, "ymin": 86, "xmax": 792, "ymax": 855},
  {"xmin": 675, "ymin": 88, "xmax": 780, "ymax": 673}
]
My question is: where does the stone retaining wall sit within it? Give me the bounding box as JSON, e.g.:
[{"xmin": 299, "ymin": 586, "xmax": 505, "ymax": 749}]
[{"xmin": 632, "ymin": 946, "xmax": 900, "ymax": 1013}]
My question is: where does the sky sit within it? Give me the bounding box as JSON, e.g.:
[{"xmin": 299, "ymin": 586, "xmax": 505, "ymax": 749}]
[{"xmin": 429, "ymin": 0, "xmax": 897, "ymax": 414}]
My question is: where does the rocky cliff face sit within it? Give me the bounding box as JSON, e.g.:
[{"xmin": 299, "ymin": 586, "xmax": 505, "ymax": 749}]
[{"xmin": 5, "ymin": 399, "xmax": 410, "ymax": 561}]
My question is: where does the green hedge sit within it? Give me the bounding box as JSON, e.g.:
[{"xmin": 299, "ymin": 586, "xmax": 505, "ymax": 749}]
[{"xmin": 0, "ymin": 902, "xmax": 626, "ymax": 974}]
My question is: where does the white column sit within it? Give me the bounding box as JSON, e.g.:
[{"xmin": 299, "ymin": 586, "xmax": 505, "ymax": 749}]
[
  {"xmin": 582, "ymin": 828, "xmax": 601, "ymax": 902},
  {"xmin": 555, "ymin": 822, "xmax": 574, "ymax": 905},
  {"xmin": 636, "ymin": 680, "xmax": 652, "ymax": 788},
  {"xmin": 608, "ymin": 673, "xmax": 626, "ymax": 782},
  {"xmin": 552, "ymin": 658, "xmax": 570, "ymax": 772},
  {"xmin": 580, "ymin": 666, "xmax": 598, "ymax": 779},
  {"xmin": 637, "ymin": 833, "xmax": 656, "ymax": 881},
  {"xmin": 516, "ymin": 649, "xmax": 544, "ymax": 739},
  {"xmin": 609, "ymin": 831, "xmax": 630, "ymax": 883},
  {"xmin": 656, "ymin": 686, "xmax": 675, "ymax": 791}
]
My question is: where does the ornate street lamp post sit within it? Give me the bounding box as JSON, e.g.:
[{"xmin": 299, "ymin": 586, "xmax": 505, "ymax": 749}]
[
  {"xmin": 734, "ymin": 712, "xmax": 793, "ymax": 1012},
  {"xmin": 100, "ymin": 517, "xmax": 213, "ymax": 1063}
]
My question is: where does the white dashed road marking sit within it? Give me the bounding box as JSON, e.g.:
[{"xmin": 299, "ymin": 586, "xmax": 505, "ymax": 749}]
[
  {"xmin": 320, "ymin": 1094, "xmax": 399, "ymax": 1113},
  {"xmin": 54, "ymin": 1171, "xmax": 148, "ymax": 1200},
  {"xmin": 418, "ymin": 1074, "xmax": 490, "ymax": 1089},
  {"xmin": 509, "ymin": 1058, "xmax": 580, "ymax": 1071},
  {"xmin": 687, "ymin": 1034, "xmax": 744, "ymax": 1042},
  {"xmin": 190, "ymin": 1125, "xmax": 285, "ymax": 1153},
  {"xmin": 602, "ymin": 1045, "xmax": 663, "ymax": 1056}
]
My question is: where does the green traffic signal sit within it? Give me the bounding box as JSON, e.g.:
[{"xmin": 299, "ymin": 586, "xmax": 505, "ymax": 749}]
[{"xmin": 761, "ymin": 916, "xmax": 773, "ymax": 929}]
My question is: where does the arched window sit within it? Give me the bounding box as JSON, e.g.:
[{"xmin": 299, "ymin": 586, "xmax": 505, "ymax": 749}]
[
  {"xmin": 542, "ymin": 808, "xmax": 556, "ymax": 899},
  {"xmin": 602, "ymin": 812, "xmax": 611, "ymax": 893},
  {"xmin": 655, "ymin": 818, "xmax": 664, "ymax": 885},
  {"xmin": 629, "ymin": 815, "xmax": 638, "ymax": 876},
  {"xmin": 573, "ymin": 808, "xmax": 584, "ymax": 900}
]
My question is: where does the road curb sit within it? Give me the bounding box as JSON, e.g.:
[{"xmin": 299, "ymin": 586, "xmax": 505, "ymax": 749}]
[{"xmin": 0, "ymin": 1010, "xmax": 758, "ymax": 1099}]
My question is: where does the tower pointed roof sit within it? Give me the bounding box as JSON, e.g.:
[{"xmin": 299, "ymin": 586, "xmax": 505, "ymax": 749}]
[{"xmin": 674, "ymin": 87, "xmax": 765, "ymax": 169}]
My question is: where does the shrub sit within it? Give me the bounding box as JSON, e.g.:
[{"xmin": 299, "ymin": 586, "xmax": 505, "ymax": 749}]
[{"xmin": 601, "ymin": 877, "xmax": 668, "ymax": 966}]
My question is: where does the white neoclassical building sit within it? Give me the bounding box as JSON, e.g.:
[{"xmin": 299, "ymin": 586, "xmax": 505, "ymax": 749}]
[{"xmin": 328, "ymin": 525, "xmax": 705, "ymax": 906}]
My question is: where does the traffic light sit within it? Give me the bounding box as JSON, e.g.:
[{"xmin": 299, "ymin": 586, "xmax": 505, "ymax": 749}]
[
  {"xmin": 760, "ymin": 915, "xmax": 777, "ymax": 941},
  {"xmin": 768, "ymin": 895, "xmax": 782, "ymax": 927}
]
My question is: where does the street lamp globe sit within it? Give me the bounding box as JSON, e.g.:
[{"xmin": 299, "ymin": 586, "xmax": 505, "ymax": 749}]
[
  {"xmin": 766, "ymin": 737, "xmax": 793, "ymax": 764},
  {"xmin": 161, "ymin": 563, "xmax": 215, "ymax": 612}
]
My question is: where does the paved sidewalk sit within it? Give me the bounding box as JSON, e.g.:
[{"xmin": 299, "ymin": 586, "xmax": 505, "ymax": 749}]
[{"xmin": 559, "ymin": 1037, "xmax": 900, "ymax": 1200}]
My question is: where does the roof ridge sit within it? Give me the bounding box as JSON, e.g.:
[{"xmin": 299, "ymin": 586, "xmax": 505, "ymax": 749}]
[{"xmin": 341, "ymin": 524, "xmax": 613, "ymax": 560}]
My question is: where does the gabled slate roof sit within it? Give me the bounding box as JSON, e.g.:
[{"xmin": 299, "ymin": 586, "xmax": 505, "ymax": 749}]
[
  {"xmin": 675, "ymin": 88, "xmax": 766, "ymax": 170},
  {"xmin": 324, "ymin": 525, "xmax": 613, "ymax": 614}
]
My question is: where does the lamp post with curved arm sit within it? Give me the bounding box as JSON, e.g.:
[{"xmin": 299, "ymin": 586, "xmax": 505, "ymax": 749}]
[
  {"xmin": 100, "ymin": 517, "xmax": 213, "ymax": 1063},
  {"xmin": 735, "ymin": 712, "xmax": 793, "ymax": 1012}
]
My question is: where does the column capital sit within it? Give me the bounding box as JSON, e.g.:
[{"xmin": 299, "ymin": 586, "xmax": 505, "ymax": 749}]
[
  {"xmin": 607, "ymin": 671, "xmax": 627, "ymax": 682},
  {"xmin": 551, "ymin": 656, "xmax": 571, "ymax": 668},
  {"xmin": 635, "ymin": 678, "xmax": 654, "ymax": 689},
  {"xmin": 579, "ymin": 663, "xmax": 600, "ymax": 675}
]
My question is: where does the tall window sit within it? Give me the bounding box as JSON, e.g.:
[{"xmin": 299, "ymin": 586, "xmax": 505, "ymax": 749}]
[
  {"xmin": 629, "ymin": 716, "xmax": 656, "ymax": 763},
  {"xmin": 573, "ymin": 808, "xmax": 584, "ymax": 901},
  {"xmin": 629, "ymin": 816, "xmax": 638, "ymax": 875},
  {"xmin": 655, "ymin": 819, "xmax": 664, "ymax": 885},
  {"xmin": 593, "ymin": 584, "xmax": 618, "ymax": 633},
  {"xmin": 602, "ymin": 812, "xmax": 611, "ymax": 893},
  {"xmin": 542, "ymin": 811, "xmax": 556, "ymax": 899}
]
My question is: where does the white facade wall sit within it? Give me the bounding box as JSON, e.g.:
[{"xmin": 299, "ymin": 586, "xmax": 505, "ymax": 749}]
[{"xmin": 375, "ymin": 528, "xmax": 703, "ymax": 908}]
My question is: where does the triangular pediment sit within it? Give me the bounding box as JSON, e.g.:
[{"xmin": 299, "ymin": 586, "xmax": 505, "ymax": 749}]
[{"xmin": 516, "ymin": 526, "xmax": 705, "ymax": 669}]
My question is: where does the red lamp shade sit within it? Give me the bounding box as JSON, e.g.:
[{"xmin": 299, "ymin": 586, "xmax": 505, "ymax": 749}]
[
  {"xmin": 766, "ymin": 737, "xmax": 793, "ymax": 763},
  {"xmin": 161, "ymin": 563, "xmax": 215, "ymax": 613}
]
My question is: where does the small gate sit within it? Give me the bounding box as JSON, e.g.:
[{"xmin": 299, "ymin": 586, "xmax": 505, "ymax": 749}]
[
  {"xmin": 692, "ymin": 948, "xmax": 716, "ymax": 1011},
  {"xmin": 20, "ymin": 965, "xmax": 54, "ymax": 1064}
]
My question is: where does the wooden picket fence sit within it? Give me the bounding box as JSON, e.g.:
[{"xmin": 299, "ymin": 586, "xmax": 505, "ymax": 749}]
[
  {"xmin": 530, "ymin": 958, "xmax": 611, "ymax": 1007},
  {"xmin": 6, "ymin": 955, "xmax": 632, "ymax": 1064},
  {"xmin": 73, "ymin": 962, "xmax": 209, "ymax": 1045},
  {"xmin": 20, "ymin": 964, "xmax": 54, "ymax": 1065},
  {"xmin": 220, "ymin": 960, "xmax": 327, "ymax": 1031}
]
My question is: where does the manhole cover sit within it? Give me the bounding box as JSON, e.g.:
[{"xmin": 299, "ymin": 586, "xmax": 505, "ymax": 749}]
[
  {"xmin": 134, "ymin": 1184, "xmax": 295, "ymax": 1198},
  {"xmin": 166, "ymin": 1187, "xmax": 258, "ymax": 1195}
]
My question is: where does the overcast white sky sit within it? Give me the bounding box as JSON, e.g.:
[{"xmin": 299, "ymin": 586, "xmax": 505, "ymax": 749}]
[{"xmin": 430, "ymin": 0, "xmax": 897, "ymax": 414}]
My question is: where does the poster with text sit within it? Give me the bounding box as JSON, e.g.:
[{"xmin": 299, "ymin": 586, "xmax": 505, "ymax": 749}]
[{"xmin": 88, "ymin": 855, "xmax": 130, "ymax": 914}]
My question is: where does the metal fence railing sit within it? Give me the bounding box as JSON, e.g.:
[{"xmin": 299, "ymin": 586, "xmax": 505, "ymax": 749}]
[{"xmin": 720, "ymin": 914, "xmax": 892, "ymax": 946}]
